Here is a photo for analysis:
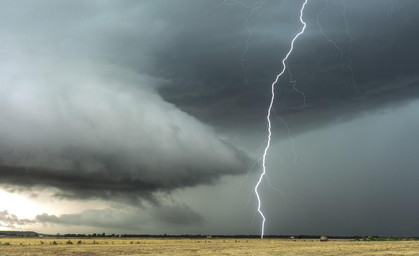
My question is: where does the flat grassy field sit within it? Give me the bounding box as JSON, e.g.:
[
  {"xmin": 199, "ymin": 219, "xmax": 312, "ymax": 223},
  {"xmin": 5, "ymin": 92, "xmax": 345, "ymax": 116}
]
[{"xmin": 0, "ymin": 237, "xmax": 418, "ymax": 255}]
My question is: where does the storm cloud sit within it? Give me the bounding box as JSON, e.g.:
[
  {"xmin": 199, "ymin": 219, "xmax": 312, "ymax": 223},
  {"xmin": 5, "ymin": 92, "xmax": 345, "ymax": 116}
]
[
  {"xmin": 0, "ymin": 0, "xmax": 251, "ymax": 204},
  {"xmin": 0, "ymin": 0, "xmax": 418, "ymax": 236},
  {"xmin": 153, "ymin": 0, "xmax": 419, "ymax": 134},
  {"xmin": 36, "ymin": 204, "xmax": 204, "ymax": 231}
]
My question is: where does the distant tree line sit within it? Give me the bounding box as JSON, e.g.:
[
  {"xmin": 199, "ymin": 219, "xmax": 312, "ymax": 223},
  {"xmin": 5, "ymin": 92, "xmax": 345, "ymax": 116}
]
[
  {"xmin": 1, "ymin": 231, "xmax": 418, "ymax": 240},
  {"xmin": 58, "ymin": 233, "xmax": 419, "ymax": 240}
]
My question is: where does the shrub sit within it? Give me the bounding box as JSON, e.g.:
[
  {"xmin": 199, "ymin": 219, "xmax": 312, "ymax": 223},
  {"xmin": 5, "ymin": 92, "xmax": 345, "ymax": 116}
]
[
  {"xmin": 77, "ymin": 240, "xmax": 82, "ymax": 244},
  {"xmin": 66, "ymin": 240, "xmax": 73, "ymax": 245}
]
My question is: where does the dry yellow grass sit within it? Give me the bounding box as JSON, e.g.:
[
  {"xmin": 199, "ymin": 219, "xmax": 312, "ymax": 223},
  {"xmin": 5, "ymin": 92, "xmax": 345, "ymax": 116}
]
[{"xmin": 0, "ymin": 237, "xmax": 418, "ymax": 255}]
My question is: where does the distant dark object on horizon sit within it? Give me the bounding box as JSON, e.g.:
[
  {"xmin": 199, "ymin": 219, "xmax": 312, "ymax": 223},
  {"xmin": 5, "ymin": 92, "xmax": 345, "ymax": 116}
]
[{"xmin": 0, "ymin": 231, "xmax": 38, "ymax": 237}]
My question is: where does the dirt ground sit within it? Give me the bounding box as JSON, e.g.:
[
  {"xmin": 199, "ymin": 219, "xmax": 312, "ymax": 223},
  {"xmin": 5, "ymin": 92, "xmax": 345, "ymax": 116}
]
[{"xmin": 0, "ymin": 237, "xmax": 418, "ymax": 255}]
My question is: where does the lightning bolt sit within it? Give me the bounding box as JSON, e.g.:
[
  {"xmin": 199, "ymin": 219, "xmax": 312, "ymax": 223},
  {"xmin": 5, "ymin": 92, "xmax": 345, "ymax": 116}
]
[
  {"xmin": 224, "ymin": 0, "xmax": 267, "ymax": 88},
  {"xmin": 255, "ymin": 0, "xmax": 309, "ymax": 239},
  {"xmin": 317, "ymin": 0, "xmax": 362, "ymax": 99},
  {"xmin": 204, "ymin": 0, "xmax": 227, "ymax": 20},
  {"xmin": 341, "ymin": 0, "xmax": 362, "ymax": 99},
  {"xmin": 316, "ymin": 0, "xmax": 345, "ymax": 65},
  {"xmin": 272, "ymin": 108, "xmax": 298, "ymax": 166},
  {"xmin": 286, "ymin": 60, "xmax": 306, "ymax": 108},
  {"xmin": 240, "ymin": 0, "xmax": 266, "ymax": 64},
  {"xmin": 206, "ymin": 0, "xmax": 266, "ymax": 87}
]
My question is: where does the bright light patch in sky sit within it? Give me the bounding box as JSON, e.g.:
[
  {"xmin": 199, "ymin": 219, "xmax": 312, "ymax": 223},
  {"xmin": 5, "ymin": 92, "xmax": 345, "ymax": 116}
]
[{"xmin": 0, "ymin": 190, "xmax": 44, "ymax": 220}]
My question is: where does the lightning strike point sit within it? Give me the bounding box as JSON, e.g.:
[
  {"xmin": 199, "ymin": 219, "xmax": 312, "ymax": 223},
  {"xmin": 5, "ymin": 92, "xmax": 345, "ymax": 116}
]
[{"xmin": 255, "ymin": 0, "xmax": 309, "ymax": 239}]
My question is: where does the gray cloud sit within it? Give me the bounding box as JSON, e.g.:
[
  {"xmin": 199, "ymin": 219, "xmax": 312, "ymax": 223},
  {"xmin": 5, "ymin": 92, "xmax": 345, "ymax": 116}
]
[
  {"xmin": 1, "ymin": 0, "xmax": 418, "ymax": 237},
  {"xmin": 0, "ymin": 210, "xmax": 35, "ymax": 228},
  {"xmin": 259, "ymin": 102, "xmax": 419, "ymax": 237},
  {"xmin": 151, "ymin": 0, "xmax": 419, "ymax": 134},
  {"xmin": 0, "ymin": 0, "xmax": 251, "ymax": 204},
  {"xmin": 1, "ymin": 0, "xmax": 416, "ymax": 135},
  {"xmin": 36, "ymin": 204, "xmax": 204, "ymax": 230},
  {"xmin": 0, "ymin": 56, "xmax": 250, "ymax": 203},
  {"xmin": 151, "ymin": 204, "xmax": 205, "ymax": 226}
]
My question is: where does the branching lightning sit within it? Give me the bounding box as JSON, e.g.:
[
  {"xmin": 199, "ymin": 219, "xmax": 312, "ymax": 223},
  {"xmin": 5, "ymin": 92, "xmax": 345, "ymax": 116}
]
[
  {"xmin": 204, "ymin": 0, "xmax": 227, "ymax": 20},
  {"xmin": 316, "ymin": 0, "xmax": 345, "ymax": 65},
  {"xmin": 286, "ymin": 59, "xmax": 307, "ymax": 107},
  {"xmin": 317, "ymin": 0, "xmax": 362, "ymax": 99},
  {"xmin": 205, "ymin": 0, "xmax": 393, "ymax": 240},
  {"xmin": 206, "ymin": 0, "xmax": 266, "ymax": 86},
  {"xmin": 255, "ymin": 0, "xmax": 309, "ymax": 238},
  {"xmin": 272, "ymin": 108, "xmax": 298, "ymax": 166},
  {"xmin": 341, "ymin": 0, "xmax": 362, "ymax": 99},
  {"xmin": 227, "ymin": 0, "xmax": 267, "ymax": 88},
  {"xmin": 240, "ymin": 1, "xmax": 266, "ymax": 64}
]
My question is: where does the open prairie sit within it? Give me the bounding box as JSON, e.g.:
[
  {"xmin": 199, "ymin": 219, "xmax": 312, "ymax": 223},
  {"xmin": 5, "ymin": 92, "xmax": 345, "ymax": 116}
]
[{"xmin": 0, "ymin": 237, "xmax": 418, "ymax": 255}]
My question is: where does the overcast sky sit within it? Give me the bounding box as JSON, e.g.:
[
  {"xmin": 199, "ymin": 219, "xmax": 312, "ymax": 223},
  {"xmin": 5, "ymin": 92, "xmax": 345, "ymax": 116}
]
[{"xmin": 0, "ymin": 0, "xmax": 418, "ymax": 237}]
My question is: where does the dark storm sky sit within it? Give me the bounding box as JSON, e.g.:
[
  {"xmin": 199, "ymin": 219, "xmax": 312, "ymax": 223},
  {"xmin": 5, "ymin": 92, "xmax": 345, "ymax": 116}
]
[{"xmin": 0, "ymin": 0, "xmax": 418, "ymax": 236}]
